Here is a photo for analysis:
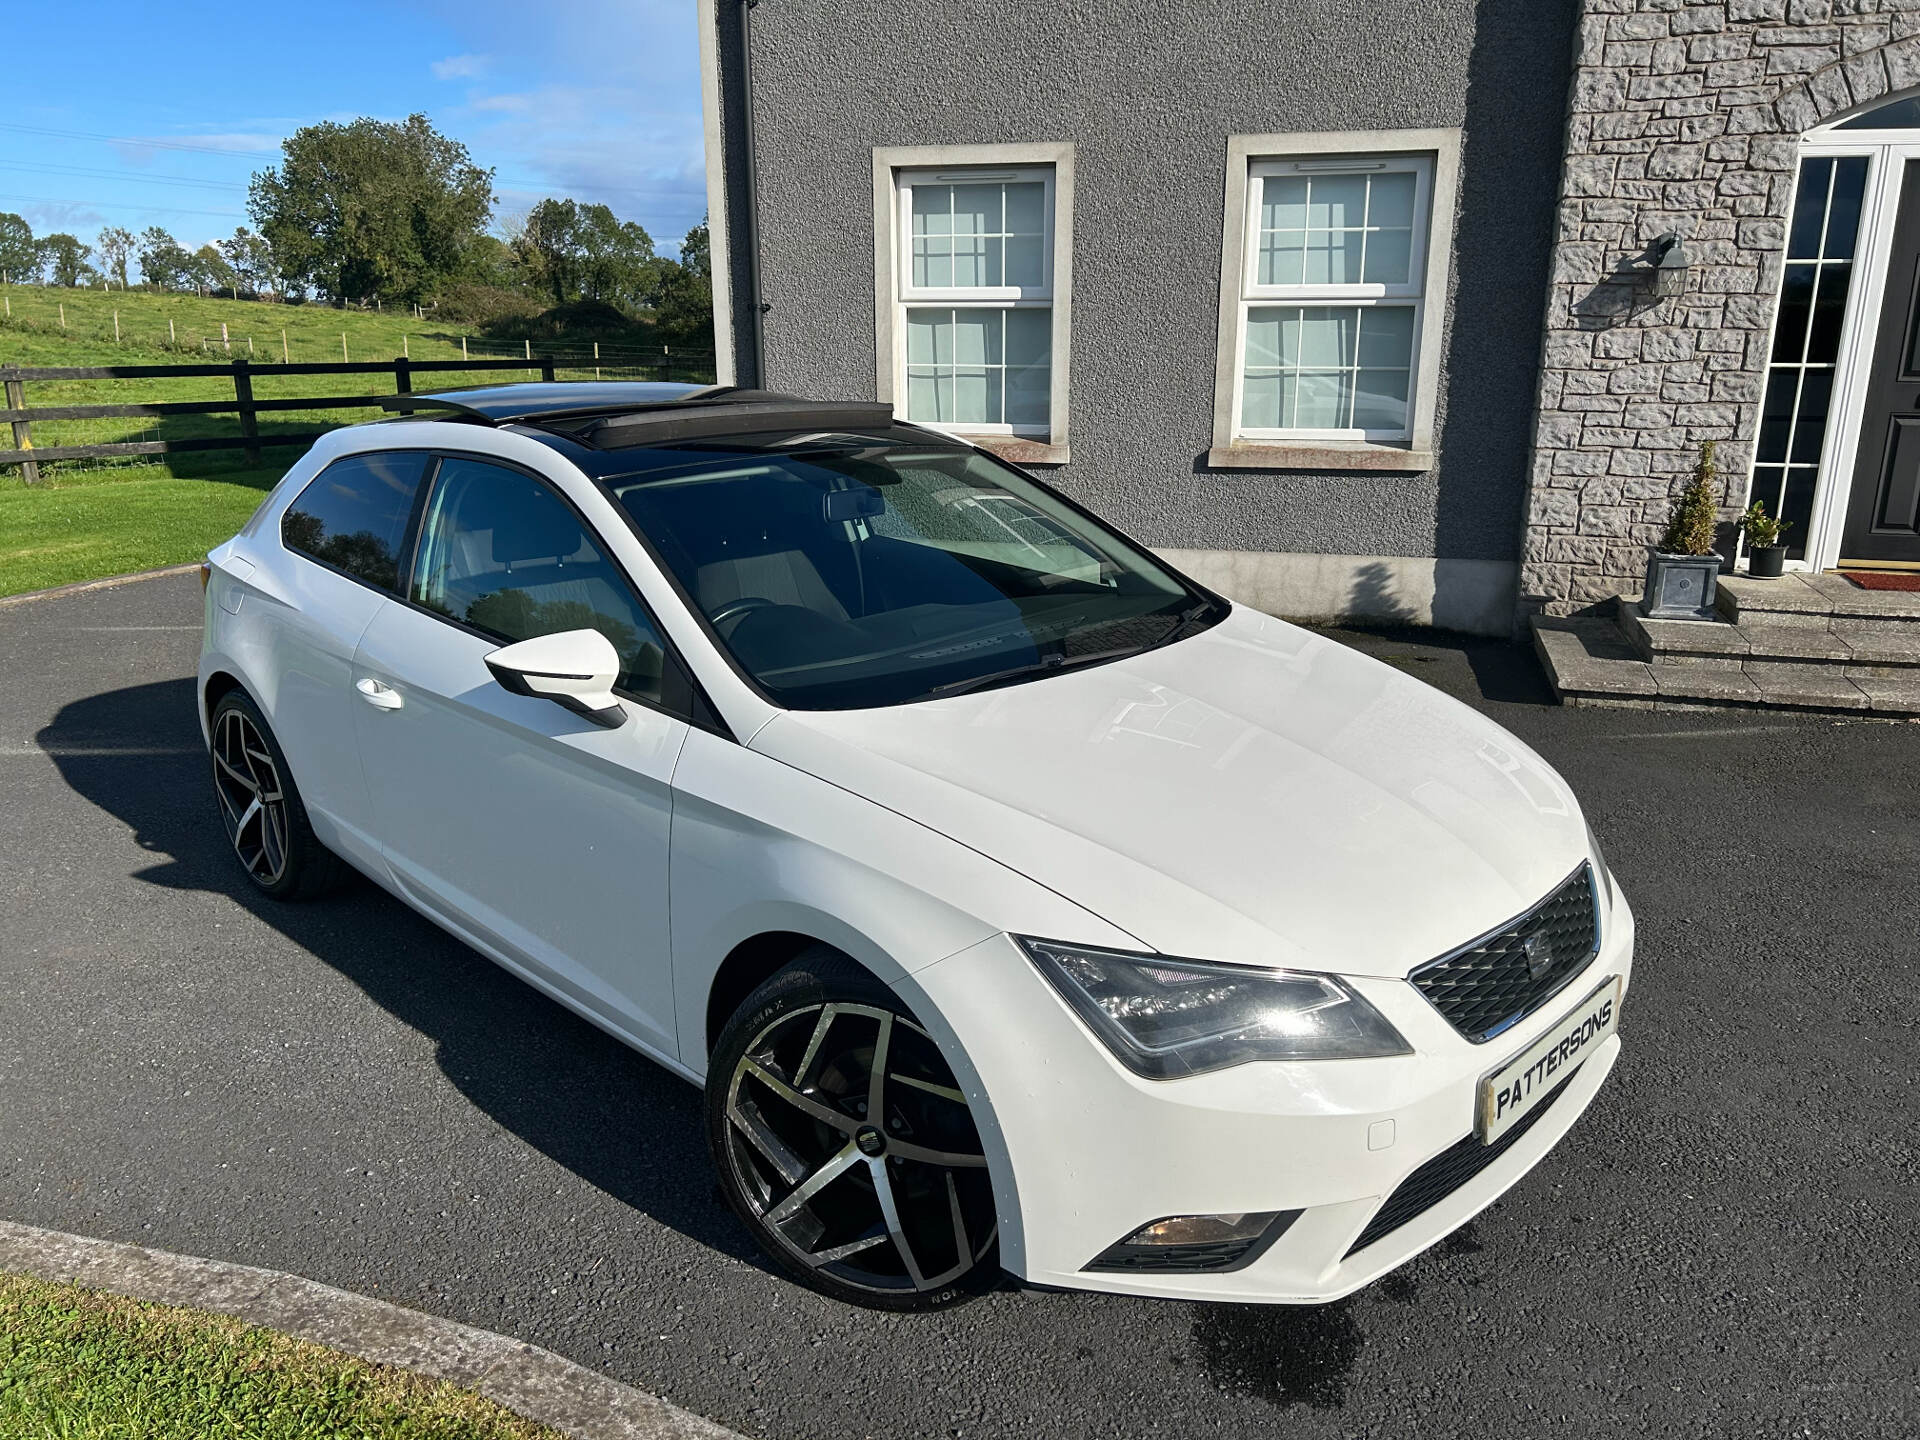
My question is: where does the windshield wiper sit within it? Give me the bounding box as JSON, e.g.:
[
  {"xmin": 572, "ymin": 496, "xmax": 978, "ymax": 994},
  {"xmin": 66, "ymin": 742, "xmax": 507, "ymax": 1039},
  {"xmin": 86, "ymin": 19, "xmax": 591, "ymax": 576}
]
[{"xmin": 923, "ymin": 601, "xmax": 1220, "ymax": 701}]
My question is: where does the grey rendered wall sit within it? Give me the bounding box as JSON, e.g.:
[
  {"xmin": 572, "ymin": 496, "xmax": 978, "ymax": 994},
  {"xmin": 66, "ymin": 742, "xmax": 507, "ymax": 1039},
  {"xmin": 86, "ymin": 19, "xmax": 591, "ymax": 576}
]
[{"xmin": 720, "ymin": 0, "xmax": 1577, "ymax": 567}]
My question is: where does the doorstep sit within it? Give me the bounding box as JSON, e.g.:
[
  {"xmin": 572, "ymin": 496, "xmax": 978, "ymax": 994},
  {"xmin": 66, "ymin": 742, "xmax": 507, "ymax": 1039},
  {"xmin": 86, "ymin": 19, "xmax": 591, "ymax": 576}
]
[{"xmin": 1531, "ymin": 576, "xmax": 1920, "ymax": 715}]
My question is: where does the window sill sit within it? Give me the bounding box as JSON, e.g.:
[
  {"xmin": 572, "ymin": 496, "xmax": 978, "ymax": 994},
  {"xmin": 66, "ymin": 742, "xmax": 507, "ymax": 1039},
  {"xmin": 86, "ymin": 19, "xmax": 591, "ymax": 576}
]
[
  {"xmin": 1205, "ymin": 441, "xmax": 1433, "ymax": 473},
  {"xmin": 963, "ymin": 434, "xmax": 1072, "ymax": 466}
]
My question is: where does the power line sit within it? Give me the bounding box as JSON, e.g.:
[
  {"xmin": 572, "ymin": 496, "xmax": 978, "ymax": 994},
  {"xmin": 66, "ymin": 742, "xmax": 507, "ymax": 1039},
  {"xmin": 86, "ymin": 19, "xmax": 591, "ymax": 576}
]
[
  {"xmin": 0, "ymin": 192, "xmax": 246, "ymax": 220},
  {"xmin": 0, "ymin": 121, "xmax": 273, "ymax": 159},
  {"xmin": 0, "ymin": 160, "xmax": 251, "ymax": 194}
]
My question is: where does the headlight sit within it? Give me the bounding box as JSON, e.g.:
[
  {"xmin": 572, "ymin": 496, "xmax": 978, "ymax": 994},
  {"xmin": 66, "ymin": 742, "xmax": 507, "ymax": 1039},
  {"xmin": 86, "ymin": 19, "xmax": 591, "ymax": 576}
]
[{"xmin": 1017, "ymin": 938, "xmax": 1412, "ymax": 1078}]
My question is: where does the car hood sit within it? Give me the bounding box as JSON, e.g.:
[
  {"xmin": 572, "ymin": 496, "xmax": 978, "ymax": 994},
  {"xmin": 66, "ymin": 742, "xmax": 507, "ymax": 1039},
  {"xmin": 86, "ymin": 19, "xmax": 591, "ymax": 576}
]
[{"xmin": 748, "ymin": 607, "xmax": 1589, "ymax": 977}]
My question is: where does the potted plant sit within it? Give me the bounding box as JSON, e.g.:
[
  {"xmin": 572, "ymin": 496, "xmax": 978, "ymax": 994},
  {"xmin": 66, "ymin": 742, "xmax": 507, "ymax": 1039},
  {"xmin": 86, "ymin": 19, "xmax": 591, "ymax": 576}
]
[
  {"xmin": 1738, "ymin": 498, "xmax": 1790, "ymax": 579},
  {"xmin": 1640, "ymin": 441, "xmax": 1725, "ymax": 621}
]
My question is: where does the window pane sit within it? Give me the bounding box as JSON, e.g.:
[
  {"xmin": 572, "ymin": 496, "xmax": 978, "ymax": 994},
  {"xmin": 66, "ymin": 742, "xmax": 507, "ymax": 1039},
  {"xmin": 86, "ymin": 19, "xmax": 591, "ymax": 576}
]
[
  {"xmin": 1827, "ymin": 157, "xmax": 1868, "ymax": 260},
  {"xmin": 1367, "ymin": 171, "xmax": 1416, "ymax": 229},
  {"xmin": 411, "ymin": 458, "xmax": 666, "ymax": 700},
  {"xmin": 906, "ymin": 311, "xmax": 939, "ymax": 364},
  {"xmin": 912, "ymin": 185, "xmax": 951, "ymax": 236},
  {"xmin": 1787, "ymin": 158, "xmax": 1832, "ymax": 260},
  {"xmin": 1352, "ymin": 370, "xmax": 1411, "ymax": 431},
  {"xmin": 1308, "ymin": 175, "xmax": 1367, "ymax": 229},
  {"xmin": 953, "ymin": 369, "xmax": 995, "ymax": 424},
  {"xmin": 1771, "ymin": 266, "xmax": 1814, "ymax": 364},
  {"xmin": 1756, "ymin": 368, "xmax": 1799, "ymax": 463},
  {"xmin": 1262, "ymin": 176, "xmax": 1309, "ymax": 231},
  {"xmin": 1288, "ymin": 372, "xmax": 1348, "ymax": 428},
  {"xmin": 1242, "ymin": 372, "xmax": 1283, "ymax": 429},
  {"xmin": 907, "ymin": 370, "xmax": 942, "ymax": 420},
  {"xmin": 951, "ymin": 231, "xmax": 992, "ymax": 288},
  {"xmin": 1303, "ymin": 229, "xmax": 1363, "ymax": 285},
  {"xmin": 1809, "ymin": 261, "xmax": 1852, "ymax": 364},
  {"xmin": 1005, "ymin": 182, "xmax": 1045, "ymax": 236},
  {"xmin": 282, "ymin": 450, "xmax": 430, "ymax": 593},
  {"xmin": 1356, "ymin": 306, "xmax": 1416, "ymax": 368},
  {"xmin": 1245, "ymin": 311, "xmax": 1283, "ymax": 368},
  {"xmin": 1290, "ymin": 309, "xmax": 1356, "ymax": 367},
  {"xmin": 950, "ymin": 184, "xmax": 998, "ymax": 236},
  {"xmin": 1004, "ymin": 307, "xmax": 1050, "ymax": 366},
  {"xmin": 950, "ymin": 309, "xmax": 1000, "ymax": 365},
  {"xmin": 1260, "ymin": 234, "xmax": 1305, "ymax": 286},
  {"xmin": 1363, "ymin": 226, "xmax": 1412, "ymax": 285},
  {"xmin": 1004, "ymin": 235, "xmax": 1044, "ymax": 287},
  {"xmin": 1790, "ymin": 367, "xmax": 1833, "ymax": 465}
]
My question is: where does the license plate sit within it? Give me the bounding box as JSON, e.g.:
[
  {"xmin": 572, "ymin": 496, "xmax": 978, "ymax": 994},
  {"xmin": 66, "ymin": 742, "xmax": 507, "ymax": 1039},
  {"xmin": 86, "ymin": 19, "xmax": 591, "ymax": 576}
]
[{"xmin": 1477, "ymin": 977, "xmax": 1622, "ymax": 1144}]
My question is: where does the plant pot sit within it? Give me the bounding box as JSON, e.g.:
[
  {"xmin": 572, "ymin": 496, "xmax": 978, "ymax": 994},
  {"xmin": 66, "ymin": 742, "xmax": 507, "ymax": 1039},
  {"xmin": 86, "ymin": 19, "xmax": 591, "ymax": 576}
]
[
  {"xmin": 1747, "ymin": 544, "xmax": 1787, "ymax": 579},
  {"xmin": 1639, "ymin": 546, "xmax": 1722, "ymax": 621}
]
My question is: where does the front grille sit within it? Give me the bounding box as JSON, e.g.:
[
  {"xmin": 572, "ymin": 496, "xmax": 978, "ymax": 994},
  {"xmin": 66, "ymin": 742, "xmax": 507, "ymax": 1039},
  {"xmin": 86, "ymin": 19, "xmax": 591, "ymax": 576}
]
[
  {"xmin": 1345, "ymin": 1065, "xmax": 1578, "ymax": 1258},
  {"xmin": 1411, "ymin": 864, "xmax": 1599, "ymax": 1043}
]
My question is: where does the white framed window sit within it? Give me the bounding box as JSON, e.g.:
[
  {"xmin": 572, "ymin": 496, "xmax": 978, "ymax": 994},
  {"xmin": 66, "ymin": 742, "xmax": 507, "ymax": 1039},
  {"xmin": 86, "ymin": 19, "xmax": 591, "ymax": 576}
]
[
  {"xmin": 875, "ymin": 143, "xmax": 1074, "ymax": 461},
  {"xmin": 1210, "ymin": 130, "xmax": 1460, "ymax": 470}
]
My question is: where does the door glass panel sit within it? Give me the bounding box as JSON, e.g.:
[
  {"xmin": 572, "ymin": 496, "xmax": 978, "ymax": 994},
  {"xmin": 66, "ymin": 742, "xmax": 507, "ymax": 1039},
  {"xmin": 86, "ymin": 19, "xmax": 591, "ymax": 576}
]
[
  {"xmin": 281, "ymin": 451, "xmax": 430, "ymax": 592},
  {"xmin": 1752, "ymin": 154, "xmax": 1871, "ymax": 559},
  {"xmin": 409, "ymin": 457, "xmax": 667, "ymax": 700}
]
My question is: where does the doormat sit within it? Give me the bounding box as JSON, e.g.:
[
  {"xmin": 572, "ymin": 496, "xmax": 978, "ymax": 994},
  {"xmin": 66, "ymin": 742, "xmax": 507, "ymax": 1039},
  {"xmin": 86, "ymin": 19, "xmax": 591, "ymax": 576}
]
[{"xmin": 1843, "ymin": 571, "xmax": 1920, "ymax": 592}]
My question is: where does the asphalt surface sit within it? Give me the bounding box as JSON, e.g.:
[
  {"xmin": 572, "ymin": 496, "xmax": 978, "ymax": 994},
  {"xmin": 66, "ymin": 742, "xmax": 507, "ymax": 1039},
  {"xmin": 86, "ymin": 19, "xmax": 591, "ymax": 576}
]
[{"xmin": 2, "ymin": 570, "xmax": 1917, "ymax": 1440}]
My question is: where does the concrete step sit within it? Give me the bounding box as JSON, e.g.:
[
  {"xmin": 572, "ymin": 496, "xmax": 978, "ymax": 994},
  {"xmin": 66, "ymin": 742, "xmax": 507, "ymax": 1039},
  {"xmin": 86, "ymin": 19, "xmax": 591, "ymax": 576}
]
[
  {"xmin": 1717, "ymin": 571, "xmax": 1920, "ymax": 629},
  {"xmin": 1618, "ymin": 602, "xmax": 1920, "ymax": 677},
  {"xmin": 1530, "ymin": 614, "xmax": 1920, "ymax": 715}
]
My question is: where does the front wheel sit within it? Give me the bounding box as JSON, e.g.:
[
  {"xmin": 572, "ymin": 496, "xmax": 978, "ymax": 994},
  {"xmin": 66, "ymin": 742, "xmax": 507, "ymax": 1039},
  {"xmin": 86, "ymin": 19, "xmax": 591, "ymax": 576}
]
[{"xmin": 706, "ymin": 950, "xmax": 1000, "ymax": 1310}]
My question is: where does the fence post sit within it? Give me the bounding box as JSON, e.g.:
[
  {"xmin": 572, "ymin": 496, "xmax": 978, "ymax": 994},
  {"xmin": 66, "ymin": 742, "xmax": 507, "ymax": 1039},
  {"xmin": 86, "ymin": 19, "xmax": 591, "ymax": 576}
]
[
  {"xmin": 233, "ymin": 358, "xmax": 261, "ymax": 465},
  {"xmin": 3, "ymin": 367, "xmax": 40, "ymax": 484},
  {"xmin": 540, "ymin": 355, "xmax": 556, "ymax": 383},
  {"xmin": 394, "ymin": 355, "xmax": 412, "ymax": 401}
]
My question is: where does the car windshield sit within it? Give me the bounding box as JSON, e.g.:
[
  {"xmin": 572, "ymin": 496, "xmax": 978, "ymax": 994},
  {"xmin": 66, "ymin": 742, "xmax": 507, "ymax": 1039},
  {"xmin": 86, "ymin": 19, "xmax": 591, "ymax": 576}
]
[{"xmin": 600, "ymin": 435, "xmax": 1223, "ymax": 710}]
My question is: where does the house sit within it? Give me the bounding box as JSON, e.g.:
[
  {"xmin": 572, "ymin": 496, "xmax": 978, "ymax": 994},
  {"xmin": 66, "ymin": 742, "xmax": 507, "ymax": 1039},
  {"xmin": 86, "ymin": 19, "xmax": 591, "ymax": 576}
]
[{"xmin": 695, "ymin": 0, "xmax": 1920, "ymax": 708}]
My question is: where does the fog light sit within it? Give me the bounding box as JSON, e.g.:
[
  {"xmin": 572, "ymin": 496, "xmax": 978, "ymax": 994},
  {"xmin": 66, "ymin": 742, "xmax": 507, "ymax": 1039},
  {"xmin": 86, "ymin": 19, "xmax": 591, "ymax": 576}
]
[{"xmin": 1085, "ymin": 1210, "xmax": 1300, "ymax": 1274}]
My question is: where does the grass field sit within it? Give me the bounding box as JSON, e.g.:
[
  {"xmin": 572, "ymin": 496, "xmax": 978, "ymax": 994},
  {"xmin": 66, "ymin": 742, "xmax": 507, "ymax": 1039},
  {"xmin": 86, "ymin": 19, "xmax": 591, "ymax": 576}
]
[
  {"xmin": 0, "ymin": 285, "xmax": 490, "ymax": 365},
  {"xmin": 0, "ymin": 1271, "xmax": 562, "ymax": 1439}
]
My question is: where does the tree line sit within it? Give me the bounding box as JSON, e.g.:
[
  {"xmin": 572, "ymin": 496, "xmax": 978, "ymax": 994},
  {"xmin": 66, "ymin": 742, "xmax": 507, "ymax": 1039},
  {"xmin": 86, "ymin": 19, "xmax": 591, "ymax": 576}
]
[{"xmin": 0, "ymin": 113, "xmax": 712, "ymax": 348}]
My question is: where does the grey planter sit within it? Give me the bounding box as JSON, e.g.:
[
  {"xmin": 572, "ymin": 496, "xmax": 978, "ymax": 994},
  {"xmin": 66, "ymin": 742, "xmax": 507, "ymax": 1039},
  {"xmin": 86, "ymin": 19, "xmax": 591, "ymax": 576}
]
[{"xmin": 1640, "ymin": 546, "xmax": 1722, "ymax": 621}]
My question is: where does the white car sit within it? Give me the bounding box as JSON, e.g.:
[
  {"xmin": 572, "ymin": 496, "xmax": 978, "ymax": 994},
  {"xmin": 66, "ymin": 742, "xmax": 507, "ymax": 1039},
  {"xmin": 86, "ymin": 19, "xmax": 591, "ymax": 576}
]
[{"xmin": 198, "ymin": 382, "xmax": 1632, "ymax": 1311}]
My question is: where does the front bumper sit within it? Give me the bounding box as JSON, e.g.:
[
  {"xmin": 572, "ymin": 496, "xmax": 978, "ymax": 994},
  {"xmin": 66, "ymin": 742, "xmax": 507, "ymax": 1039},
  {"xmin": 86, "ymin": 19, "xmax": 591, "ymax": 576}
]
[{"xmin": 904, "ymin": 887, "xmax": 1635, "ymax": 1303}]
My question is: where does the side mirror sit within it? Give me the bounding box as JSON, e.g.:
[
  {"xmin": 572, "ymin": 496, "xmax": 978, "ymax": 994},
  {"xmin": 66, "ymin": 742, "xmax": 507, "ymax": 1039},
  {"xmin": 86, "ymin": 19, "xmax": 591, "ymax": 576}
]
[{"xmin": 483, "ymin": 629, "xmax": 628, "ymax": 729}]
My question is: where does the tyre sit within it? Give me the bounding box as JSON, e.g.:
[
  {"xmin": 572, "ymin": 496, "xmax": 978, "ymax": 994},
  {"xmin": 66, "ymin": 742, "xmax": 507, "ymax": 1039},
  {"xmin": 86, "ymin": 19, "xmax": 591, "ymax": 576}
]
[
  {"xmin": 707, "ymin": 948, "xmax": 1000, "ymax": 1310},
  {"xmin": 208, "ymin": 688, "xmax": 348, "ymax": 901}
]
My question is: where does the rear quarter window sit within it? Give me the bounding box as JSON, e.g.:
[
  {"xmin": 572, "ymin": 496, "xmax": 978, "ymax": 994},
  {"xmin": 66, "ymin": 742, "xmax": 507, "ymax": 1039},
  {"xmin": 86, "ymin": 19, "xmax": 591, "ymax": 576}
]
[{"xmin": 281, "ymin": 451, "xmax": 431, "ymax": 592}]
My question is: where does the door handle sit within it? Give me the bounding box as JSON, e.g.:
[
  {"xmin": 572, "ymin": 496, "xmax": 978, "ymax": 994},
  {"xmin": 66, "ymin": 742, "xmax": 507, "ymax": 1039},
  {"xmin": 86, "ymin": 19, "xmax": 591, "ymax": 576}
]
[{"xmin": 355, "ymin": 676, "xmax": 404, "ymax": 711}]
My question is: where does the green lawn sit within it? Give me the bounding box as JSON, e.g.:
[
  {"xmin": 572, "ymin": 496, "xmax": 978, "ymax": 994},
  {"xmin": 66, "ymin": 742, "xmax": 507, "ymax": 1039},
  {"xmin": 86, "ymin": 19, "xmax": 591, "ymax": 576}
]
[
  {"xmin": 1, "ymin": 285, "xmax": 488, "ymax": 365},
  {"xmin": 0, "ymin": 1272, "xmax": 563, "ymax": 1439},
  {"xmin": 0, "ymin": 461, "xmax": 278, "ymax": 597}
]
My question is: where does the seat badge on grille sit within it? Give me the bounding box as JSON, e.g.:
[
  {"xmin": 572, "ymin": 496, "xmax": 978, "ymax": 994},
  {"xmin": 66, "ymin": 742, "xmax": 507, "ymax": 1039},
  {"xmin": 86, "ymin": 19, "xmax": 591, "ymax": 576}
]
[{"xmin": 1521, "ymin": 933, "xmax": 1551, "ymax": 981}]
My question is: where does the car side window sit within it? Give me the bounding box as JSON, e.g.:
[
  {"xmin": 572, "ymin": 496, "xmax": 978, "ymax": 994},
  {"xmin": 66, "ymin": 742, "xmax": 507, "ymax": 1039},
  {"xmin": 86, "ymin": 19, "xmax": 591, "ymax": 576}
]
[
  {"xmin": 281, "ymin": 450, "xmax": 432, "ymax": 592},
  {"xmin": 409, "ymin": 456, "xmax": 668, "ymax": 702}
]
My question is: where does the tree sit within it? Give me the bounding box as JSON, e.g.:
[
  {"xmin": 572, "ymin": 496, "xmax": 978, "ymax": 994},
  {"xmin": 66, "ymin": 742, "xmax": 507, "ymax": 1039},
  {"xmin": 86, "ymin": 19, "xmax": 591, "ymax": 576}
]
[
  {"xmin": 519, "ymin": 197, "xmax": 582, "ymax": 305},
  {"xmin": 95, "ymin": 226, "xmax": 135, "ymax": 288},
  {"xmin": 517, "ymin": 197, "xmax": 658, "ymax": 309},
  {"xmin": 651, "ymin": 218, "xmax": 715, "ymax": 349},
  {"xmin": 137, "ymin": 226, "xmax": 194, "ymax": 290},
  {"xmin": 41, "ymin": 233, "xmax": 91, "ymax": 288},
  {"xmin": 0, "ymin": 212, "xmax": 38, "ymax": 283},
  {"xmin": 217, "ymin": 227, "xmax": 274, "ymax": 296},
  {"xmin": 191, "ymin": 243, "xmax": 236, "ymax": 296},
  {"xmin": 248, "ymin": 113, "xmax": 494, "ymax": 305}
]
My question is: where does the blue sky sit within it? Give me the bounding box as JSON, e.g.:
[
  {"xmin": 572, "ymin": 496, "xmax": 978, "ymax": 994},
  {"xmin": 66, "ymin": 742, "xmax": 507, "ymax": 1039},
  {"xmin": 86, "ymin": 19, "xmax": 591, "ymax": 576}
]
[{"xmin": 5, "ymin": 0, "xmax": 706, "ymax": 259}]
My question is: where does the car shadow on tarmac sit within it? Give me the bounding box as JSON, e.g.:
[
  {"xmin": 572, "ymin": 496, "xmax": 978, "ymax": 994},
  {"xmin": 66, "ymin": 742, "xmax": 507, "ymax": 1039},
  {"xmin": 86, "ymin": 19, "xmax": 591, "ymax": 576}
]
[
  {"xmin": 41, "ymin": 675, "xmax": 1378, "ymax": 1409},
  {"xmin": 40, "ymin": 675, "xmax": 765, "ymax": 1275}
]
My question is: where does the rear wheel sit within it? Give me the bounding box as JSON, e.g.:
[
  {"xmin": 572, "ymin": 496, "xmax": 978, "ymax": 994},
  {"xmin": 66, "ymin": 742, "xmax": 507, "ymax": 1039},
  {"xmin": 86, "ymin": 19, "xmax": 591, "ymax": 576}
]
[
  {"xmin": 706, "ymin": 950, "xmax": 999, "ymax": 1310},
  {"xmin": 208, "ymin": 689, "xmax": 347, "ymax": 900}
]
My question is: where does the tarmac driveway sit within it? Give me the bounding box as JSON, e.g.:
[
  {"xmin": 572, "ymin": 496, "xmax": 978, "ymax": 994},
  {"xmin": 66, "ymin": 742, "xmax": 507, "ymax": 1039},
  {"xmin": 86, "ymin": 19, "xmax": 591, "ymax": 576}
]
[{"xmin": 2, "ymin": 570, "xmax": 1917, "ymax": 1439}]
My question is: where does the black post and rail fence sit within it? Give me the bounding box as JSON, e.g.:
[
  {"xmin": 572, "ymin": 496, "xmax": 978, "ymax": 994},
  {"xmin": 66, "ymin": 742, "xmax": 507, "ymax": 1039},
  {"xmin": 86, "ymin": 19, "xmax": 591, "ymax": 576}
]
[{"xmin": 0, "ymin": 351, "xmax": 712, "ymax": 480}]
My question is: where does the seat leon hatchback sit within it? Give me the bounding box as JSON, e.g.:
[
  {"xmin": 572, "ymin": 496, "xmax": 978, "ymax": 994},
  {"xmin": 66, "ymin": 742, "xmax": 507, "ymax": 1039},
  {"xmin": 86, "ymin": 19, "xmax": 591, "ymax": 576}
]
[{"xmin": 198, "ymin": 382, "xmax": 1632, "ymax": 1310}]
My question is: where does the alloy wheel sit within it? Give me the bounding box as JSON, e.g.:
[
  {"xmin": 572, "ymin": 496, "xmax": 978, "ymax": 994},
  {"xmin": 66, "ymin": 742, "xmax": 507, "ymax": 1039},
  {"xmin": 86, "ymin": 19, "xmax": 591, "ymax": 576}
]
[
  {"xmin": 723, "ymin": 1002, "xmax": 997, "ymax": 1295},
  {"xmin": 211, "ymin": 707, "xmax": 290, "ymax": 887}
]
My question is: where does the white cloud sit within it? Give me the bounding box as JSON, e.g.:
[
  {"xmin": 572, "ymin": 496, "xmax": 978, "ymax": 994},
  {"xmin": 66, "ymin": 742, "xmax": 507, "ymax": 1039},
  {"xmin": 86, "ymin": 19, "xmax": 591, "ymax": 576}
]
[
  {"xmin": 432, "ymin": 53, "xmax": 489, "ymax": 81},
  {"xmin": 470, "ymin": 92, "xmax": 533, "ymax": 113}
]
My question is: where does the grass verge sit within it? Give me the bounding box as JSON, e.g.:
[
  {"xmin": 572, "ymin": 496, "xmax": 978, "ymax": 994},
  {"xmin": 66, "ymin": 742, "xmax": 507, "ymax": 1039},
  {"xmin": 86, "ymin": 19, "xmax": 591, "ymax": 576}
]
[
  {"xmin": 0, "ymin": 460, "xmax": 280, "ymax": 598},
  {"xmin": 0, "ymin": 1272, "xmax": 562, "ymax": 1439}
]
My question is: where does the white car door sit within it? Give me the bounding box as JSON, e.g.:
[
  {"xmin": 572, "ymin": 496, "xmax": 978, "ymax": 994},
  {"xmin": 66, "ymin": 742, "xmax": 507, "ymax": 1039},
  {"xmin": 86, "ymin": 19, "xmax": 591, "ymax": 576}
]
[
  {"xmin": 268, "ymin": 448, "xmax": 435, "ymax": 868},
  {"xmin": 350, "ymin": 453, "xmax": 688, "ymax": 1059}
]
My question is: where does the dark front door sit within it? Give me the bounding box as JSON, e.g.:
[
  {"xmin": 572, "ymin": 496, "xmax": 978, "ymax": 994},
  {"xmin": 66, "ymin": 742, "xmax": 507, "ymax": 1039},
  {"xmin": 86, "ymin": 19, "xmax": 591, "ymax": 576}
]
[{"xmin": 1844, "ymin": 159, "xmax": 1920, "ymax": 565}]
